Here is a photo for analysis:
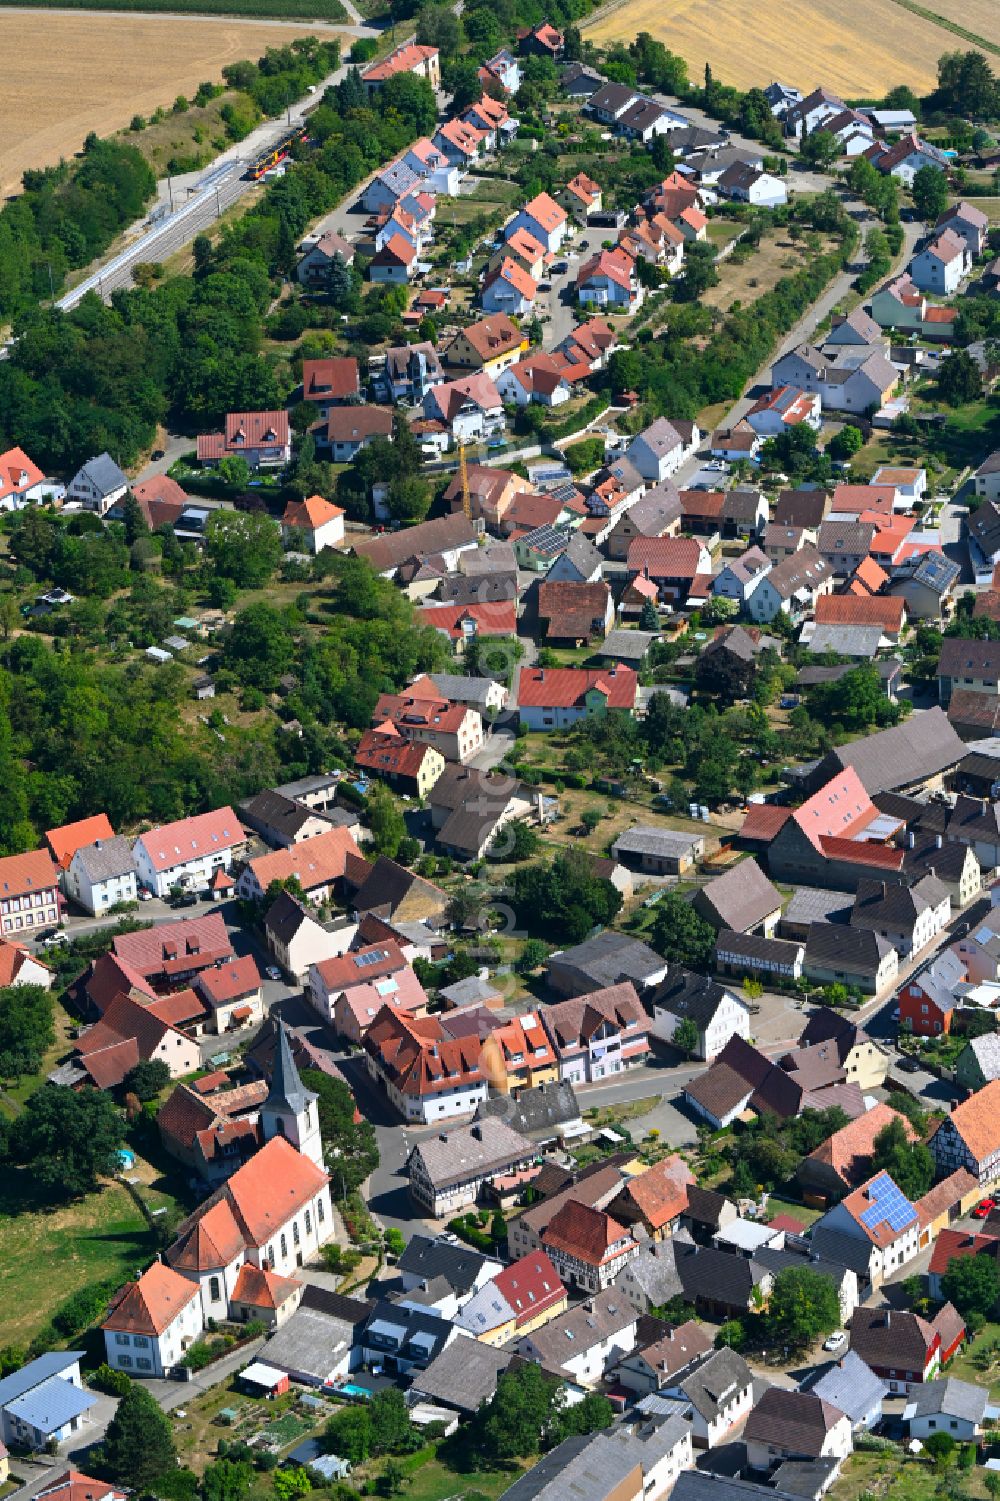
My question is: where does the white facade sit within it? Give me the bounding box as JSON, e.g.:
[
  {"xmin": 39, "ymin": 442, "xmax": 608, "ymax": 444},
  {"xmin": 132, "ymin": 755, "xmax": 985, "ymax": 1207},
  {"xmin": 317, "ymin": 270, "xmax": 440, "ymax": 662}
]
[
  {"xmin": 813, "ymin": 1200, "xmax": 921, "ymax": 1288},
  {"xmin": 365, "ymin": 1050, "xmax": 488, "ymax": 1124},
  {"xmin": 652, "ymin": 988, "xmax": 751, "ymax": 1060},
  {"xmin": 746, "ymin": 1409, "xmax": 852, "ymax": 1473},
  {"xmin": 133, "ymin": 839, "xmax": 235, "ymax": 899},
  {"xmin": 64, "ymin": 844, "xmax": 138, "ymax": 916},
  {"xmin": 911, "ymin": 244, "xmax": 968, "ymax": 295},
  {"xmin": 519, "ymin": 1316, "xmax": 638, "ymax": 1386},
  {"xmin": 105, "ymin": 1292, "xmax": 203, "ymax": 1379}
]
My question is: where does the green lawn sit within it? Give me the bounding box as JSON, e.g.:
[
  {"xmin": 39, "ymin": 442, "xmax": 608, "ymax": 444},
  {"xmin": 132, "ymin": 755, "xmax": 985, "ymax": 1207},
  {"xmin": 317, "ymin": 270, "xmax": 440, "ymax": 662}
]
[
  {"xmin": 941, "ymin": 1320, "xmax": 1000, "ymax": 1396},
  {"xmin": 0, "ymin": 1173, "xmax": 161, "ymax": 1346},
  {"xmin": 831, "ymin": 1449, "xmax": 992, "ymax": 1501},
  {"xmin": 385, "ymin": 1454, "xmax": 521, "ymax": 1501}
]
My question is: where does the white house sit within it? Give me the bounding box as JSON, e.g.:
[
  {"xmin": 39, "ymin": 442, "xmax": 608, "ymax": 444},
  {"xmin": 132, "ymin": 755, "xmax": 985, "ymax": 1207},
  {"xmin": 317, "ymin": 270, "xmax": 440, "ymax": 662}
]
[
  {"xmin": 577, "ymin": 247, "xmax": 642, "ymax": 311},
  {"xmin": 103, "ymin": 1262, "xmax": 204, "ymax": 1378},
  {"xmin": 904, "ymin": 1378, "xmax": 994, "ymax": 1442},
  {"xmin": 811, "ymin": 1171, "xmax": 921, "ymax": 1290},
  {"xmin": 0, "ymin": 1353, "xmax": 97, "ymax": 1451},
  {"xmin": 910, "ymin": 229, "xmax": 970, "ymax": 295},
  {"xmin": 712, "ymin": 547, "xmax": 772, "ymax": 607},
  {"xmin": 133, "ymin": 806, "xmax": 243, "ymax": 898},
  {"xmin": 66, "ymin": 453, "xmax": 129, "ymax": 516},
  {"xmin": 744, "ymin": 1388, "xmax": 853, "ymax": 1472},
  {"xmin": 627, "ymin": 419, "xmax": 697, "ymax": 483},
  {"xmin": 265, "ymin": 890, "xmax": 351, "ymax": 983},
  {"xmin": 65, "ymin": 837, "xmax": 138, "ymax": 917},
  {"xmin": 517, "ymin": 1291, "xmax": 638, "ymax": 1387},
  {"xmin": 744, "ymin": 386, "xmax": 821, "ymax": 436},
  {"xmin": 281, "ymin": 494, "xmax": 345, "ymax": 554},
  {"xmin": 662, "ymin": 1347, "xmax": 755, "ymax": 1448},
  {"xmin": 0, "ymin": 446, "xmax": 61, "ymax": 510},
  {"xmin": 649, "ymin": 968, "xmax": 752, "ymax": 1060},
  {"xmin": 423, "ymin": 373, "xmax": 505, "ymax": 445},
  {"xmin": 506, "ymin": 191, "xmax": 568, "ymax": 254}
]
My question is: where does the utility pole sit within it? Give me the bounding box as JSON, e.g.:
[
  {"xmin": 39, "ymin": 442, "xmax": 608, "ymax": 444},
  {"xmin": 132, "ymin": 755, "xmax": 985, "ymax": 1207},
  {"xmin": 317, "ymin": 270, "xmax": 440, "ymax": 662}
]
[
  {"xmin": 167, "ymin": 175, "xmax": 174, "ymax": 213},
  {"xmin": 215, "ymin": 185, "xmax": 222, "ymax": 219}
]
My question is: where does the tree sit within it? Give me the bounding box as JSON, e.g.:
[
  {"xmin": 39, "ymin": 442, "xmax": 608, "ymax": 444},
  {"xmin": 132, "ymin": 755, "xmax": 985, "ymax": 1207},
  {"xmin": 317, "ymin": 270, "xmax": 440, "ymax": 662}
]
[
  {"xmin": 828, "ymin": 424, "xmax": 863, "ymax": 460},
  {"xmin": 672, "ymin": 1017, "xmax": 700, "ymax": 1058},
  {"xmin": 581, "ymin": 807, "xmax": 602, "ymax": 835},
  {"xmin": 368, "ymin": 785, "xmax": 406, "ymax": 859},
  {"xmin": 516, "ymin": 937, "xmax": 549, "ymax": 974},
  {"xmin": 493, "ymin": 819, "xmax": 539, "ymax": 862},
  {"xmin": 924, "ymin": 1431, "xmax": 957, "ymax": 1466},
  {"xmin": 651, "ymin": 894, "xmax": 716, "ymax": 971},
  {"xmin": 217, "ymin": 455, "xmax": 251, "ymax": 490},
  {"xmin": 377, "ymin": 1460, "xmax": 406, "ymax": 1498},
  {"xmin": 675, "ymin": 242, "xmax": 720, "ymax": 302},
  {"xmin": 715, "ymin": 1319, "xmax": 746, "ymax": 1350},
  {"xmin": 121, "ymin": 492, "xmax": 149, "ymax": 546},
  {"xmin": 205, "ymin": 510, "xmax": 282, "ymax": 588},
  {"xmin": 938, "ymin": 349, "xmax": 982, "ymax": 407},
  {"xmin": 0, "ymin": 984, "xmax": 54, "ymax": 1078},
  {"xmin": 301, "ymin": 1069, "xmax": 378, "ymax": 1194},
  {"xmin": 477, "ymin": 1363, "xmax": 560, "ymax": 1461},
  {"xmin": 650, "ymin": 134, "xmax": 676, "ymax": 175},
  {"xmin": 941, "ymin": 1253, "xmax": 1000, "ymax": 1322},
  {"xmin": 871, "ymin": 1118, "xmax": 934, "ymax": 1200},
  {"xmin": 639, "ymin": 598, "xmax": 660, "ymax": 632},
  {"xmin": 102, "ymin": 1382, "xmax": 178, "ymax": 1491},
  {"xmin": 325, "ymin": 1405, "xmax": 372, "ymax": 1466},
  {"xmin": 201, "ymin": 1459, "xmax": 252, "ymax": 1501},
  {"xmin": 443, "ymin": 57, "xmax": 484, "ymax": 114},
  {"xmin": 416, "ymin": 2, "xmax": 463, "ymax": 56},
  {"xmin": 122, "ymin": 1059, "xmax": 170, "ymax": 1102},
  {"xmin": 510, "ymin": 848, "xmax": 622, "ymax": 943},
  {"xmin": 6, "ymin": 1085, "xmax": 125, "ymax": 1197},
  {"xmin": 800, "ymin": 129, "xmax": 840, "ymax": 169},
  {"xmin": 223, "ymin": 603, "xmax": 294, "ymax": 691},
  {"xmin": 761, "ymin": 1265, "xmax": 840, "ymax": 1350},
  {"xmin": 911, "ymin": 163, "xmax": 948, "ymax": 222},
  {"xmin": 370, "ymin": 1388, "xmax": 412, "ymax": 1455}
]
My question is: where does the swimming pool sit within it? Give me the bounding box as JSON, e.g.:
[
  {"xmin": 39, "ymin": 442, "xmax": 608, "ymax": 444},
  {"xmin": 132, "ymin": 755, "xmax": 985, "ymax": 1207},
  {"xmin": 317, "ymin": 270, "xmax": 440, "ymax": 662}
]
[{"xmin": 337, "ymin": 1382, "xmax": 372, "ymax": 1400}]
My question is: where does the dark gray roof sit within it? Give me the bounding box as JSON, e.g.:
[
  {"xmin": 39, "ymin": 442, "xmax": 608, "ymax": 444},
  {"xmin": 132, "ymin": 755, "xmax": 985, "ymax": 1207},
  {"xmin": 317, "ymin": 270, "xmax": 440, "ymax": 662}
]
[
  {"xmin": 72, "ymin": 835, "xmax": 135, "ymax": 882},
  {"xmin": 240, "ymin": 789, "xmax": 321, "ymax": 840},
  {"xmin": 76, "ymin": 451, "xmax": 128, "ymax": 497},
  {"xmin": 851, "ymin": 874, "xmax": 948, "ymax": 933},
  {"xmin": 907, "ymin": 1376, "xmax": 988, "ymax": 1424},
  {"xmin": 264, "ymin": 1020, "xmax": 315, "ymax": 1119},
  {"xmin": 676, "ymin": 1346, "xmax": 755, "ymax": 1421},
  {"xmin": 263, "ymin": 890, "xmax": 314, "ymax": 945},
  {"xmin": 684, "ymin": 1185, "xmax": 735, "ymax": 1230},
  {"xmin": 814, "ymin": 707, "xmax": 965, "ymax": 796},
  {"xmin": 804, "ymin": 922, "xmax": 895, "ymax": 978},
  {"xmin": 716, "ymin": 931, "xmax": 804, "ymax": 967},
  {"xmin": 770, "ymin": 1460, "xmax": 841, "ymax": 1499},
  {"xmin": 615, "ymin": 1239, "xmax": 686, "ymax": 1304},
  {"xmin": 694, "ymin": 857, "xmax": 782, "ymax": 933},
  {"xmin": 362, "ymin": 1300, "xmax": 455, "ymax": 1366},
  {"xmin": 674, "ymin": 1474, "xmax": 802, "ymax": 1501},
  {"xmin": 429, "ymin": 673, "xmax": 503, "ymax": 707},
  {"xmin": 397, "ymin": 1234, "xmax": 496, "ymax": 1296},
  {"xmin": 554, "ymin": 530, "xmax": 603, "ymax": 579},
  {"xmin": 782, "ymin": 887, "xmax": 852, "ymax": 929},
  {"xmin": 475, "ymin": 1080, "xmax": 581, "ymax": 1138},
  {"xmin": 805, "ymin": 1350, "xmax": 888, "ymax": 1425},
  {"xmin": 675, "ymin": 1243, "xmax": 768, "ymax": 1310},
  {"xmin": 411, "ymin": 1338, "xmax": 515, "ymax": 1413},
  {"xmin": 617, "ymin": 481, "xmax": 682, "ymax": 537},
  {"xmin": 599, "ymin": 629, "xmax": 656, "ymax": 663},
  {"xmin": 806, "ymin": 624, "xmax": 883, "ymax": 659},
  {"xmin": 649, "ymin": 965, "xmax": 739, "ymax": 1030},
  {"xmin": 548, "ymin": 930, "xmax": 665, "ymax": 992}
]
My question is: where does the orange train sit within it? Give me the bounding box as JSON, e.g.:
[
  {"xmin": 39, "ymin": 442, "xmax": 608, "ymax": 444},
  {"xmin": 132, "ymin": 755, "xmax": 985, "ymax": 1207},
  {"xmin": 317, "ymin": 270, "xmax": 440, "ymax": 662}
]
[{"xmin": 245, "ymin": 123, "xmax": 309, "ymax": 182}]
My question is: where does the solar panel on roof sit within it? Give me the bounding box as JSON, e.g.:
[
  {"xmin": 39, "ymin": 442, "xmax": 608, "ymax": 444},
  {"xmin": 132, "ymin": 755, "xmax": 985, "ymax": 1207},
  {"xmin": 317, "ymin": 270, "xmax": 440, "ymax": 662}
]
[{"xmin": 859, "ymin": 1172, "xmax": 916, "ymax": 1235}]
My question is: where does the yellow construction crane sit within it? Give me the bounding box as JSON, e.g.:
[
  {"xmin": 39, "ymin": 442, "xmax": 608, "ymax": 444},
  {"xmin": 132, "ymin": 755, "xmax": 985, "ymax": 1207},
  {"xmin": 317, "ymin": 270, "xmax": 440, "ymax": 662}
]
[{"xmin": 458, "ymin": 440, "xmax": 472, "ymax": 522}]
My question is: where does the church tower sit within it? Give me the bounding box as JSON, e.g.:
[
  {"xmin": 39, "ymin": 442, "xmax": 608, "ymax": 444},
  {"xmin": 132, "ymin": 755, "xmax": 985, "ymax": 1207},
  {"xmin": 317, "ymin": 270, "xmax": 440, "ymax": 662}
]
[{"xmin": 260, "ymin": 1021, "xmax": 324, "ymax": 1169}]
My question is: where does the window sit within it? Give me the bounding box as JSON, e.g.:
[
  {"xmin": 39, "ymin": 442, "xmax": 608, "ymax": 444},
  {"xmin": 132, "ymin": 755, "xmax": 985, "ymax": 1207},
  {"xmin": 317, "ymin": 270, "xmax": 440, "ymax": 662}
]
[
  {"xmin": 209, "ymin": 1276, "xmax": 221, "ymax": 1302},
  {"xmin": 317, "ymin": 1198, "xmax": 325, "ymax": 1223},
  {"xmin": 305, "ymin": 1209, "xmax": 312, "ymax": 1235},
  {"xmin": 293, "ymin": 1222, "xmax": 300, "ymax": 1247},
  {"xmin": 137, "ymin": 1358, "xmax": 152, "ymax": 1371},
  {"xmin": 134, "ymin": 1335, "xmax": 149, "ymax": 1348},
  {"xmin": 115, "ymin": 1333, "xmax": 131, "ymax": 1346},
  {"xmin": 119, "ymin": 1356, "xmax": 133, "ymax": 1368},
  {"xmin": 280, "ymin": 1233, "xmax": 288, "ymax": 1259}
]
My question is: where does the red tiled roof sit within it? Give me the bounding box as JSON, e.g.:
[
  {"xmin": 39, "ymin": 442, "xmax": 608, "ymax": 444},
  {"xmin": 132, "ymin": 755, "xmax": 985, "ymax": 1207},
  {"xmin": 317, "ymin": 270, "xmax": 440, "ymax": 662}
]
[
  {"xmin": 0, "ymin": 938, "xmax": 51, "ymax": 987},
  {"xmin": 817, "ymin": 837, "xmax": 904, "ymax": 869},
  {"xmin": 137, "ymin": 807, "xmax": 242, "ymax": 874},
  {"xmin": 45, "ymin": 815, "xmax": 115, "ymax": 870},
  {"xmin": 196, "ymin": 955, "xmax": 261, "ymax": 1008},
  {"xmin": 283, "ymin": 494, "xmax": 345, "ymax": 531},
  {"xmin": 245, "ymin": 826, "xmax": 361, "ymax": 895},
  {"xmin": 740, "ymin": 804, "xmax": 792, "ymax": 842},
  {"xmin": 627, "ymin": 536, "xmax": 705, "ymax": 579},
  {"xmin": 517, "ymin": 665, "xmax": 637, "ymax": 709},
  {"xmin": 363, "ymin": 40, "xmax": 438, "ymax": 82},
  {"xmin": 542, "ymin": 1199, "xmax": 634, "ymax": 1266},
  {"xmin": 231, "ymin": 1262, "xmax": 300, "ymax": 1310},
  {"xmin": 493, "ymin": 1251, "xmax": 566, "ymax": 1326},
  {"xmin": 113, "ymin": 913, "xmax": 232, "ymax": 977},
  {"xmin": 417, "ymin": 601, "xmax": 517, "ymax": 640},
  {"xmin": 0, "ymin": 848, "xmax": 58, "ymax": 900},
  {"xmin": 104, "ymin": 1261, "xmax": 200, "ymax": 1335},
  {"xmin": 814, "ymin": 595, "xmax": 905, "ymax": 631},
  {"xmin": 303, "ymin": 357, "xmax": 359, "ymax": 403},
  {"xmin": 0, "ymin": 445, "xmax": 44, "ymax": 501},
  {"xmin": 790, "ymin": 768, "xmax": 877, "ymax": 853},
  {"xmin": 928, "ymin": 1227, "xmax": 1000, "ymax": 1276}
]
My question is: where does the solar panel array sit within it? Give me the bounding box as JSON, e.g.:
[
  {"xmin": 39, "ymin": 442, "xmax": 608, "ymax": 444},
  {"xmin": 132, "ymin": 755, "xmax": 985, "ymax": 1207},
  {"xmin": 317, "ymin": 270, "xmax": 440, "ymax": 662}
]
[{"xmin": 859, "ymin": 1171, "xmax": 916, "ymax": 1235}]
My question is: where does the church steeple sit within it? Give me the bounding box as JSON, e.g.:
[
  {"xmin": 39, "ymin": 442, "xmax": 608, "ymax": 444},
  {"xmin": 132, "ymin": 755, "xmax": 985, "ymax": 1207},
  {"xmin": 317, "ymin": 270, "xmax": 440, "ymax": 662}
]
[{"xmin": 260, "ymin": 1020, "xmax": 323, "ymax": 1167}]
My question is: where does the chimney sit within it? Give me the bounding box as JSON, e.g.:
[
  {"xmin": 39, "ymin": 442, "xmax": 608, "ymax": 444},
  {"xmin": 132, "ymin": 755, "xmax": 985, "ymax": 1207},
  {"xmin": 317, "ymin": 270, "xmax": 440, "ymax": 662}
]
[
  {"xmin": 881, "ymin": 881, "xmax": 887, "ymax": 898},
  {"xmin": 907, "ymin": 831, "xmax": 915, "ymax": 849},
  {"xmin": 95, "ymin": 839, "xmax": 103, "ymax": 851},
  {"xmin": 936, "ymin": 834, "xmax": 943, "ymax": 848}
]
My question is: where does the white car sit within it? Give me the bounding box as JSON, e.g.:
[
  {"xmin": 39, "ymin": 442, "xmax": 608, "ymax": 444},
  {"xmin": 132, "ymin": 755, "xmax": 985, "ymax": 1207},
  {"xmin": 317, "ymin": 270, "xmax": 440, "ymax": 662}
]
[
  {"xmin": 823, "ymin": 1331, "xmax": 847, "ymax": 1353},
  {"xmin": 265, "ymin": 966, "xmax": 282, "ymax": 982}
]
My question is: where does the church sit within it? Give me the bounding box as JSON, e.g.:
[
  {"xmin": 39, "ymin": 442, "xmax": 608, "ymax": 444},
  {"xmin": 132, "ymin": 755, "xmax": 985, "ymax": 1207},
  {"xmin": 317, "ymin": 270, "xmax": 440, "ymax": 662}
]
[{"xmin": 102, "ymin": 1026, "xmax": 334, "ymax": 1376}]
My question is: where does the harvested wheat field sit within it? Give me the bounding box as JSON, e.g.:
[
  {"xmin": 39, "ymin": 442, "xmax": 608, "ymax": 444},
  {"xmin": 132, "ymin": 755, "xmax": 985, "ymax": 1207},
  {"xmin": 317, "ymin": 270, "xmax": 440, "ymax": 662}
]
[
  {"xmin": 0, "ymin": 12, "xmax": 334, "ymax": 197},
  {"xmin": 585, "ymin": 0, "xmax": 981, "ymax": 96}
]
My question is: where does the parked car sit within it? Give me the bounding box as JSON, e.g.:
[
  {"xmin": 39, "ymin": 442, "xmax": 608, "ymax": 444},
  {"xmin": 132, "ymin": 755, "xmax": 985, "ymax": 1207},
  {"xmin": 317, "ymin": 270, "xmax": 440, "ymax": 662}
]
[
  {"xmin": 138, "ymin": 888, "xmax": 153, "ymax": 901},
  {"xmin": 897, "ymin": 1055, "xmax": 922, "ymax": 1073},
  {"xmin": 823, "ymin": 1331, "xmax": 847, "ymax": 1353},
  {"xmin": 974, "ymin": 1198, "xmax": 997, "ymax": 1219},
  {"xmin": 171, "ymin": 891, "xmax": 198, "ymax": 908},
  {"xmin": 265, "ymin": 966, "xmax": 282, "ymax": 982}
]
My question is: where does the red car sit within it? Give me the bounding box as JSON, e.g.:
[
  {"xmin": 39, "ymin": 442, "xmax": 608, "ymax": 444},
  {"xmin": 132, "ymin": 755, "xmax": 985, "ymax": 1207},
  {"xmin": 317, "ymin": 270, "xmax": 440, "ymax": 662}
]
[{"xmin": 973, "ymin": 1199, "xmax": 996, "ymax": 1218}]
